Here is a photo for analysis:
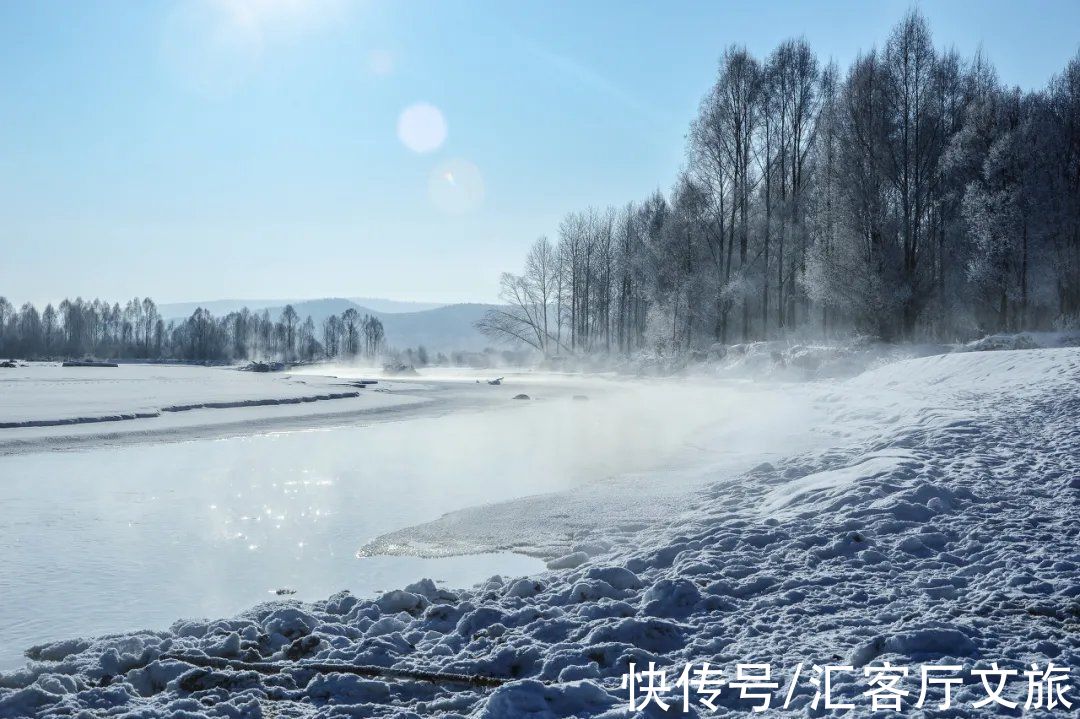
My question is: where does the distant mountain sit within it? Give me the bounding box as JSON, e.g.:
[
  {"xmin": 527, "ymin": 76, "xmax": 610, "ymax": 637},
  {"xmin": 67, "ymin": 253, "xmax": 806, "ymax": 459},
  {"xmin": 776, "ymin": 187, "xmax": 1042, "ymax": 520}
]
[
  {"xmin": 348, "ymin": 297, "xmax": 446, "ymax": 313},
  {"xmin": 159, "ymin": 298, "xmax": 501, "ymax": 352},
  {"xmin": 158, "ymin": 299, "xmax": 285, "ymax": 319},
  {"xmin": 160, "ymin": 297, "xmax": 446, "ymax": 317},
  {"xmin": 377, "ymin": 304, "xmax": 504, "ymax": 353},
  {"xmin": 260, "ymin": 298, "xmax": 372, "ymax": 325}
]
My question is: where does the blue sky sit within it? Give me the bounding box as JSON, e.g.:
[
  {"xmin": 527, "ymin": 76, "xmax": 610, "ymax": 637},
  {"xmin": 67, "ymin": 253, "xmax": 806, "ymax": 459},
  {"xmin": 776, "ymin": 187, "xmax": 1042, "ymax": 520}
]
[{"xmin": 2, "ymin": 0, "xmax": 1078, "ymax": 307}]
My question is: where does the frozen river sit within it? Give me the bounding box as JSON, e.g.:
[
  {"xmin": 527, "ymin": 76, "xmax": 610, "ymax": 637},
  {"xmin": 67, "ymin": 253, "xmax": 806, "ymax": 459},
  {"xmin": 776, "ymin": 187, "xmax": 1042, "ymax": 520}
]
[{"xmin": 0, "ymin": 367, "xmax": 804, "ymax": 669}]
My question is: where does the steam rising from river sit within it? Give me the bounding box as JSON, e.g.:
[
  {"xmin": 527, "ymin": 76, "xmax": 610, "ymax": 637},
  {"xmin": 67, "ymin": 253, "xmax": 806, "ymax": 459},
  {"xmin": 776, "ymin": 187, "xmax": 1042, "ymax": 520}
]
[{"xmin": 0, "ymin": 368, "xmax": 819, "ymax": 668}]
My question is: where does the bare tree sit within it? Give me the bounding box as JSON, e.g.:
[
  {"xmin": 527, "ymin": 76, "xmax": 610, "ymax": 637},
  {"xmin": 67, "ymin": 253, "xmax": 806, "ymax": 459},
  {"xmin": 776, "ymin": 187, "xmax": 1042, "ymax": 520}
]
[
  {"xmin": 280, "ymin": 305, "xmax": 299, "ymax": 361},
  {"xmin": 478, "ymin": 237, "xmax": 568, "ymax": 355}
]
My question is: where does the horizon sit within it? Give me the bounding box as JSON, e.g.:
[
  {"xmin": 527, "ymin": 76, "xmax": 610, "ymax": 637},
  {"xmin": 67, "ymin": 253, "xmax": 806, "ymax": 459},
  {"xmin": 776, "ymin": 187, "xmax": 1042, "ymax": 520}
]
[
  {"xmin": 156, "ymin": 295, "xmax": 468, "ymax": 309},
  {"xmin": 1, "ymin": 294, "xmax": 483, "ymax": 314},
  {"xmin": 3, "ymin": 0, "xmax": 1080, "ymax": 308}
]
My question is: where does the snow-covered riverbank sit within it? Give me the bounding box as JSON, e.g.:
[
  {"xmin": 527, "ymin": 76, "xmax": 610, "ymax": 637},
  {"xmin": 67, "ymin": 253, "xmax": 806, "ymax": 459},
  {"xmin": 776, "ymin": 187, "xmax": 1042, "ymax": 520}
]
[
  {"xmin": 1, "ymin": 348, "xmax": 1077, "ymax": 717},
  {"xmin": 0, "ymin": 364, "xmax": 435, "ymax": 454}
]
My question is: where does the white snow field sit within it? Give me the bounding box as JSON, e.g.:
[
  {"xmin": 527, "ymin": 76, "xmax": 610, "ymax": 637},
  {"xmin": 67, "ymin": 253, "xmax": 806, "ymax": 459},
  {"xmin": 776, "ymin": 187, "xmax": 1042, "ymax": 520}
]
[{"xmin": 1, "ymin": 348, "xmax": 1078, "ymax": 717}]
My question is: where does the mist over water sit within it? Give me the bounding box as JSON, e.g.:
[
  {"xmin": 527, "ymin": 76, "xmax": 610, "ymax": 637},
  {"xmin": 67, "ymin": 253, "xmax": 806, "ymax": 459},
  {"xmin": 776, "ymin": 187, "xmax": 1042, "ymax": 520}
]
[{"xmin": 0, "ymin": 372, "xmax": 816, "ymax": 669}]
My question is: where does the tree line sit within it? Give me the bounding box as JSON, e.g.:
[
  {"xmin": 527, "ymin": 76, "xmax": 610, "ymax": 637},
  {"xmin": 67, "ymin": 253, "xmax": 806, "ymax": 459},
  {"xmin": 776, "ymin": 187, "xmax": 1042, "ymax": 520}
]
[
  {"xmin": 0, "ymin": 296, "xmax": 386, "ymax": 363},
  {"xmin": 481, "ymin": 11, "xmax": 1080, "ymax": 355}
]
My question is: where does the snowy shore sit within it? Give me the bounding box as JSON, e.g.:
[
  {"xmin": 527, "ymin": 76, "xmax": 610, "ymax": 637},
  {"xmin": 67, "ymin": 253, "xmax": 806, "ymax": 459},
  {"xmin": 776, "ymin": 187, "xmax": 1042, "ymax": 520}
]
[
  {"xmin": 0, "ymin": 364, "xmax": 365, "ymax": 426},
  {"xmin": 0, "ymin": 365, "xmax": 466, "ymax": 456},
  {"xmin": 1, "ymin": 348, "xmax": 1077, "ymax": 717}
]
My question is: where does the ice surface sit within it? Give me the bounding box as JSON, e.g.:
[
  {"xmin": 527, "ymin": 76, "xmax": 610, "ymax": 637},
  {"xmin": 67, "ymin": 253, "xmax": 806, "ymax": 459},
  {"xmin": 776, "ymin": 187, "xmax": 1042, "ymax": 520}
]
[
  {"xmin": 1, "ymin": 348, "xmax": 1077, "ymax": 717},
  {"xmin": 0, "ymin": 364, "xmax": 372, "ymax": 425}
]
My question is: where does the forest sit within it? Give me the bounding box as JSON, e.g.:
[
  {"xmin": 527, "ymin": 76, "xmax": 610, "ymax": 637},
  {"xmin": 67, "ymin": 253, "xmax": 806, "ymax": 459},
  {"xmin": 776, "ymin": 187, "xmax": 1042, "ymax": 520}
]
[
  {"xmin": 480, "ymin": 11, "xmax": 1080, "ymax": 355},
  {"xmin": 0, "ymin": 296, "xmax": 386, "ymax": 363}
]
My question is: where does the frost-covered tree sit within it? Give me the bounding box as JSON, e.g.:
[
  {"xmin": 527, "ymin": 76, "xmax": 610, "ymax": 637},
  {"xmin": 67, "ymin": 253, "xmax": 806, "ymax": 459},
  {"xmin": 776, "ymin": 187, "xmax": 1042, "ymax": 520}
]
[
  {"xmin": 478, "ymin": 236, "xmax": 565, "ymax": 355},
  {"xmin": 483, "ymin": 11, "xmax": 1080, "ymax": 352}
]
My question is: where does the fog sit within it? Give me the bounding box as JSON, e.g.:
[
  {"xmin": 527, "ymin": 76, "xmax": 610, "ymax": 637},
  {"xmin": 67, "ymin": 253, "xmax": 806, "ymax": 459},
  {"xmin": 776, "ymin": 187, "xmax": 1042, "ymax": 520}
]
[{"xmin": 0, "ymin": 369, "xmax": 822, "ymax": 668}]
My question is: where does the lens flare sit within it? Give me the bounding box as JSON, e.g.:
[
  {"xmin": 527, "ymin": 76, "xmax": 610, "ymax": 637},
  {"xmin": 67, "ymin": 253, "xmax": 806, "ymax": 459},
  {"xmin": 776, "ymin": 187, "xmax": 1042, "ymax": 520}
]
[
  {"xmin": 397, "ymin": 103, "xmax": 447, "ymax": 154},
  {"xmin": 368, "ymin": 49, "xmax": 394, "ymax": 76},
  {"xmin": 428, "ymin": 159, "xmax": 484, "ymax": 214}
]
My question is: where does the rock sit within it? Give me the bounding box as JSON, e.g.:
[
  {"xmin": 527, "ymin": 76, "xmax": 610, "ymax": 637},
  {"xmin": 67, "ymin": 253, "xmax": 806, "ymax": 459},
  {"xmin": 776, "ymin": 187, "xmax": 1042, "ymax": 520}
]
[
  {"xmin": 383, "ymin": 363, "xmax": 419, "ymax": 376},
  {"xmin": 513, "ymin": 394, "xmax": 531, "ymax": 400}
]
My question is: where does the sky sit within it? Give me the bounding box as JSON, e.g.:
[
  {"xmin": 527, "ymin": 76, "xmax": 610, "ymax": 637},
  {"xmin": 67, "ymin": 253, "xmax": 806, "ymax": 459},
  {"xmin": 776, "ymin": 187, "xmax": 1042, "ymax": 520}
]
[{"xmin": 2, "ymin": 0, "xmax": 1079, "ymax": 307}]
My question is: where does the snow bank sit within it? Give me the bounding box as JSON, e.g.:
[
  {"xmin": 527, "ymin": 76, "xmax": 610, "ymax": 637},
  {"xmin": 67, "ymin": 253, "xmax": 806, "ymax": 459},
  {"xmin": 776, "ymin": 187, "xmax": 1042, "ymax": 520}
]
[
  {"xmin": 589, "ymin": 330, "xmax": 1080, "ymax": 383},
  {"xmin": 960, "ymin": 330, "xmax": 1080, "ymax": 352},
  {"xmin": 2, "ymin": 348, "xmax": 1077, "ymax": 717},
  {"xmin": 0, "ymin": 364, "xmax": 367, "ymax": 427}
]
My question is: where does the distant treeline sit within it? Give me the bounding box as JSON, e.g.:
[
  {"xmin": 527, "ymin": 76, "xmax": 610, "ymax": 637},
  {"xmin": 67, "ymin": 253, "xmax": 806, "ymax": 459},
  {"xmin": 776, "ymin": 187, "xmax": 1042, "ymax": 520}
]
[
  {"xmin": 483, "ymin": 10, "xmax": 1080, "ymax": 355},
  {"xmin": 0, "ymin": 296, "xmax": 387, "ymax": 362}
]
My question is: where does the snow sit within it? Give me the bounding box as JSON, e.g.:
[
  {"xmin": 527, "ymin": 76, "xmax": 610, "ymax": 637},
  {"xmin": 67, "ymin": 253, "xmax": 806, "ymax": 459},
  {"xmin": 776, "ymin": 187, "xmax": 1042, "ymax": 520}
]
[
  {"xmin": 0, "ymin": 363, "xmax": 435, "ymax": 452},
  {"xmin": 960, "ymin": 330, "xmax": 1080, "ymax": 352},
  {"xmin": 760, "ymin": 451, "xmax": 920, "ymax": 515},
  {"xmin": 0, "ymin": 364, "xmax": 429, "ymax": 454},
  {"xmin": 1, "ymin": 348, "xmax": 1077, "ymax": 716},
  {"xmin": 0, "ymin": 364, "xmax": 364, "ymax": 425}
]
